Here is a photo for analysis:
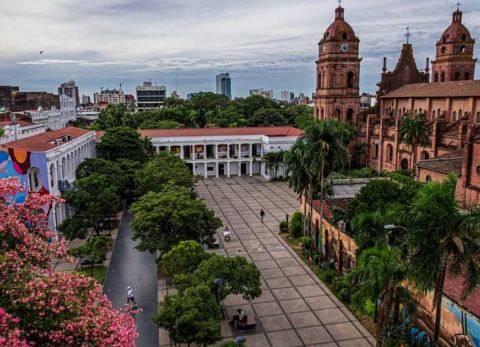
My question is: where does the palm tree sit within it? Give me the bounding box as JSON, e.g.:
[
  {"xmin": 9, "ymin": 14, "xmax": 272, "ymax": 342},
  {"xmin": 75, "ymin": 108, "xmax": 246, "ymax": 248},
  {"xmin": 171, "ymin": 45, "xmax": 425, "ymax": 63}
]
[
  {"xmin": 398, "ymin": 112, "xmax": 430, "ymax": 170},
  {"xmin": 285, "ymin": 119, "xmax": 354, "ymax": 257},
  {"xmin": 349, "ymin": 247, "xmax": 415, "ymax": 346},
  {"xmin": 403, "ymin": 175, "xmax": 480, "ymax": 346},
  {"xmin": 262, "ymin": 151, "xmax": 284, "ymax": 179}
]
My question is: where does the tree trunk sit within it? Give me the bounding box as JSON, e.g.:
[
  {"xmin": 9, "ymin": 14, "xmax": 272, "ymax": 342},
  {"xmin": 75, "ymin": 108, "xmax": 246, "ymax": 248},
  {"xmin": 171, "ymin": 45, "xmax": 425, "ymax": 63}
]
[
  {"xmin": 309, "ymin": 178, "xmax": 315, "ymax": 252},
  {"xmin": 377, "ymin": 289, "xmax": 392, "ymax": 347},
  {"xmin": 318, "ymin": 161, "xmax": 326, "ymax": 259},
  {"xmin": 433, "ymin": 252, "xmax": 449, "ymax": 346}
]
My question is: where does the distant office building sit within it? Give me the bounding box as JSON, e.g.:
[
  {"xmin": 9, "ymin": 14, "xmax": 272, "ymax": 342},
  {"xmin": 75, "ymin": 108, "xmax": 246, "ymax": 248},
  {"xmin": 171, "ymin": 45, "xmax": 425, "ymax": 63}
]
[
  {"xmin": 11, "ymin": 91, "xmax": 59, "ymax": 112},
  {"xmin": 93, "ymin": 88, "xmax": 125, "ymax": 105},
  {"xmin": 136, "ymin": 81, "xmax": 166, "ymax": 112},
  {"xmin": 216, "ymin": 73, "xmax": 232, "ymax": 99},
  {"xmin": 59, "ymin": 94, "xmax": 77, "ymax": 125},
  {"xmin": 360, "ymin": 92, "xmax": 377, "ymax": 111},
  {"xmin": 81, "ymin": 95, "xmax": 91, "ymax": 106},
  {"xmin": 171, "ymin": 91, "xmax": 179, "ymax": 99},
  {"xmin": 280, "ymin": 90, "xmax": 295, "ymax": 102},
  {"xmin": 249, "ymin": 89, "xmax": 273, "ymax": 99},
  {"xmin": 0, "ymin": 86, "xmax": 19, "ymax": 110},
  {"xmin": 58, "ymin": 81, "xmax": 79, "ymax": 107}
]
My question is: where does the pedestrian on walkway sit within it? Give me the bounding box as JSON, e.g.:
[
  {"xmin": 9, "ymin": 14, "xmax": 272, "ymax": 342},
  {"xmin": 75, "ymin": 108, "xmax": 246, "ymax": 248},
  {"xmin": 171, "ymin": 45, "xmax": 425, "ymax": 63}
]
[
  {"xmin": 126, "ymin": 286, "xmax": 136, "ymax": 305},
  {"xmin": 260, "ymin": 209, "xmax": 265, "ymax": 223}
]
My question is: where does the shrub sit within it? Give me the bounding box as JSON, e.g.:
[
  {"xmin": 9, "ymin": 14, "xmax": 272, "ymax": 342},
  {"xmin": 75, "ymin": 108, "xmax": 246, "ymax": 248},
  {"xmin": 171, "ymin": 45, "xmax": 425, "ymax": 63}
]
[
  {"xmin": 289, "ymin": 212, "xmax": 303, "ymax": 238},
  {"xmin": 279, "ymin": 221, "xmax": 289, "ymax": 233},
  {"xmin": 363, "ymin": 299, "xmax": 376, "ymax": 316},
  {"xmin": 319, "ymin": 268, "xmax": 337, "ymax": 285},
  {"xmin": 220, "ymin": 341, "xmax": 248, "ymax": 347}
]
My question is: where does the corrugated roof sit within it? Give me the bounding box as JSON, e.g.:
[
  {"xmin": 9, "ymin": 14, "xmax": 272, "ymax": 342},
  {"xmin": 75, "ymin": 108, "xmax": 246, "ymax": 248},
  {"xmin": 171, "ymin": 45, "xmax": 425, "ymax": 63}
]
[
  {"xmin": 416, "ymin": 151, "xmax": 463, "ymax": 175},
  {"xmin": 3, "ymin": 127, "xmax": 92, "ymax": 152},
  {"xmin": 96, "ymin": 127, "xmax": 303, "ymax": 139},
  {"xmin": 312, "ymin": 198, "xmax": 351, "ymax": 223},
  {"xmin": 382, "ymin": 80, "xmax": 480, "ymax": 98}
]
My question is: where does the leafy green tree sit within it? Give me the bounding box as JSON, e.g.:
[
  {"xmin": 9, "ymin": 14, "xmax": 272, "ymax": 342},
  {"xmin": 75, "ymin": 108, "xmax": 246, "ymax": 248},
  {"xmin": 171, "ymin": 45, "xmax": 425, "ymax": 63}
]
[
  {"xmin": 262, "ymin": 151, "xmax": 284, "ymax": 179},
  {"xmin": 191, "ymin": 92, "xmax": 230, "ymax": 127},
  {"xmin": 135, "ymin": 151, "xmax": 196, "ymax": 195},
  {"xmin": 57, "ymin": 215, "xmax": 89, "ymax": 240},
  {"xmin": 349, "ymin": 247, "xmax": 415, "ymax": 345},
  {"xmin": 289, "ymin": 212, "xmax": 303, "ymax": 238},
  {"xmin": 207, "ymin": 106, "xmax": 248, "ymax": 128},
  {"xmin": 249, "ymin": 107, "xmax": 286, "ymax": 126},
  {"xmin": 402, "ymin": 175, "xmax": 480, "ymax": 346},
  {"xmin": 0, "ymin": 127, "xmax": 4, "ymax": 137},
  {"xmin": 116, "ymin": 159, "xmax": 143, "ymax": 201},
  {"xmin": 62, "ymin": 174, "xmax": 122, "ymax": 238},
  {"xmin": 130, "ymin": 186, "xmax": 222, "ymax": 255},
  {"xmin": 398, "ymin": 112, "xmax": 431, "ymax": 169},
  {"xmin": 154, "ymin": 285, "xmax": 222, "ymax": 347},
  {"xmin": 186, "ymin": 254, "xmax": 262, "ymax": 301},
  {"xmin": 139, "ymin": 119, "xmax": 181, "ymax": 129},
  {"xmin": 75, "ymin": 158, "xmax": 124, "ymax": 193},
  {"xmin": 233, "ymin": 95, "xmax": 277, "ymax": 119},
  {"xmin": 162, "ymin": 241, "xmax": 212, "ymax": 278},
  {"xmin": 69, "ymin": 236, "xmax": 110, "ymax": 276},
  {"xmin": 93, "ymin": 104, "xmax": 129, "ymax": 130},
  {"xmin": 97, "ymin": 127, "xmax": 151, "ymax": 162}
]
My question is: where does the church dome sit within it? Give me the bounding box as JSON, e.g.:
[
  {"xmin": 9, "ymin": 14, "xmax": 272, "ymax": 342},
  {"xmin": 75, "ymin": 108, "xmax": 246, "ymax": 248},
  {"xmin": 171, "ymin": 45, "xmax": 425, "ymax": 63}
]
[
  {"xmin": 439, "ymin": 10, "xmax": 473, "ymax": 44},
  {"xmin": 321, "ymin": 6, "xmax": 358, "ymax": 43}
]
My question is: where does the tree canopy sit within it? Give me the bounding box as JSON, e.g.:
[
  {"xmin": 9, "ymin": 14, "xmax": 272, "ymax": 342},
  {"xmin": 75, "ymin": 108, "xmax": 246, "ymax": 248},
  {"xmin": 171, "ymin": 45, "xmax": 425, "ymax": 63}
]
[
  {"xmin": 97, "ymin": 127, "xmax": 151, "ymax": 162},
  {"xmin": 135, "ymin": 151, "xmax": 196, "ymax": 196},
  {"xmin": 161, "ymin": 240, "xmax": 212, "ymax": 278},
  {"xmin": 130, "ymin": 186, "xmax": 222, "ymax": 254}
]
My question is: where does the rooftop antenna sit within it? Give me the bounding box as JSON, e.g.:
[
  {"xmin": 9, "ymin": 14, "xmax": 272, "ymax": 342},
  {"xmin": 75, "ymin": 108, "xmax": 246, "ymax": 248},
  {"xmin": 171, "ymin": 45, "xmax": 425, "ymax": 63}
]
[{"xmin": 405, "ymin": 27, "xmax": 411, "ymax": 44}]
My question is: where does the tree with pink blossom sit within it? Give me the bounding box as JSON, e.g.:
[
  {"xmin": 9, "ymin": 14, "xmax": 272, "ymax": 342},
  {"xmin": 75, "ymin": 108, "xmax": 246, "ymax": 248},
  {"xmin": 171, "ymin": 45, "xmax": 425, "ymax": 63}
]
[{"xmin": 0, "ymin": 177, "xmax": 137, "ymax": 346}]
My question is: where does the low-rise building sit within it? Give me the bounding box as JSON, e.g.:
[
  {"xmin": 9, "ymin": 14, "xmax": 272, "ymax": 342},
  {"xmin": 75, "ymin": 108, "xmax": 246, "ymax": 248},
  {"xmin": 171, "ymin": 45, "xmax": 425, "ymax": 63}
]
[
  {"xmin": 0, "ymin": 115, "xmax": 46, "ymax": 145},
  {"xmin": 93, "ymin": 89, "xmax": 125, "ymax": 105},
  {"xmin": 249, "ymin": 89, "xmax": 273, "ymax": 99},
  {"xmin": 0, "ymin": 127, "xmax": 96, "ymax": 232}
]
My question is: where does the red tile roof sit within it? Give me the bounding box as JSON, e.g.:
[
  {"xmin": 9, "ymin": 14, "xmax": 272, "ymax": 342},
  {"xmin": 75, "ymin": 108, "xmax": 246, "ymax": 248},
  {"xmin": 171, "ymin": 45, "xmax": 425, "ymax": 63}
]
[
  {"xmin": 383, "ymin": 80, "xmax": 480, "ymax": 98},
  {"xmin": 3, "ymin": 127, "xmax": 92, "ymax": 152},
  {"xmin": 0, "ymin": 116, "xmax": 33, "ymax": 127},
  {"xmin": 312, "ymin": 198, "xmax": 351, "ymax": 223},
  {"xmin": 138, "ymin": 127, "xmax": 303, "ymax": 138},
  {"xmin": 444, "ymin": 273, "xmax": 480, "ymax": 318},
  {"xmin": 96, "ymin": 127, "xmax": 303, "ymax": 140}
]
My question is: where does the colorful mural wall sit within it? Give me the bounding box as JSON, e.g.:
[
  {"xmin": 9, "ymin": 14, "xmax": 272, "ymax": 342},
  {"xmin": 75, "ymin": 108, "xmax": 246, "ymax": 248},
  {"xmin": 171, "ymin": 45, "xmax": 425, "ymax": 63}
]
[
  {"xmin": 445, "ymin": 297, "xmax": 480, "ymax": 346},
  {"xmin": 0, "ymin": 147, "xmax": 49, "ymax": 203}
]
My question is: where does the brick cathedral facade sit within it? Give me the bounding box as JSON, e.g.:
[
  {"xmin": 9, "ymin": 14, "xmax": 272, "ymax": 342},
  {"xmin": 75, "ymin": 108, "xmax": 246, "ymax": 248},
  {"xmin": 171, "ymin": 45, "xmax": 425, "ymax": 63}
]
[{"xmin": 316, "ymin": 5, "xmax": 480, "ymax": 207}]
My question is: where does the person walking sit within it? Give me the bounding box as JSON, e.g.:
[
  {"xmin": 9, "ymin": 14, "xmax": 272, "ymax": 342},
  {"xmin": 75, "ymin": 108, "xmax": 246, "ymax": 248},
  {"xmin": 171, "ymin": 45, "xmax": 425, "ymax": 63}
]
[
  {"xmin": 126, "ymin": 286, "xmax": 136, "ymax": 305},
  {"xmin": 260, "ymin": 209, "xmax": 265, "ymax": 223}
]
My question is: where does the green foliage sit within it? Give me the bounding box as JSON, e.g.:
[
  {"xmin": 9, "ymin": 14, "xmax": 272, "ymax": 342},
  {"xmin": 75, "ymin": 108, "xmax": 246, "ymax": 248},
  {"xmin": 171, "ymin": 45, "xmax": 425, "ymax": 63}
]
[
  {"xmin": 279, "ymin": 221, "xmax": 289, "ymax": 233},
  {"xmin": 363, "ymin": 299, "xmax": 376, "ymax": 316},
  {"xmin": 97, "ymin": 127, "xmax": 151, "ymax": 162},
  {"xmin": 161, "ymin": 241, "xmax": 212, "ymax": 278},
  {"xmin": 186, "ymin": 254, "xmax": 262, "ymax": 301},
  {"xmin": 263, "ymin": 151, "xmax": 285, "ymax": 179},
  {"xmin": 75, "ymin": 158, "xmax": 124, "ymax": 194},
  {"xmin": 398, "ymin": 111, "xmax": 431, "ymax": 149},
  {"xmin": 135, "ymin": 151, "xmax": 196, "ymax": 196},
  {"xmin": 0, "ymin": 127, "xmax": 4, "ymax": 137},
  {"xmin": 58, "ymin": 216, "xmax": 89, "ymax": 240},
  {"xmin": 319, "ymin": 268, "xmax": 338, "ymax": 285},
  {"xmin": 289, "ymin": 212, "xmax": 303, "ymax": 238},
  {"xmin": 93, "ymin": 104, "xmax": 130, "ymax": 130},
  {"xmin": 130, "ymin": 186, "xmax": 222, "ymax": 254},
  {"xmin": 138, "ymin": 119, "xmax": 181, "ymax": 129},
  {"xmin": 75, "ymin": 266, "xmax": 107, "ymax": 284},
  {"xmin": 154, "ymin": 285, "xmax": 222, "ymax": 346},
  {"xmin": 220, "ymin": 341, "xmax": 247, "ymax": 347},
  {"xmin": 69, "ymin": 236, "xmax": 111, "ymax": 277},
  {"xmin": 349, "ymin": 167, "xmax": 377, "ymax": 178},
  {"xmin": 61, "ymin": 174, "xmax": 122, "ymax": 238}
]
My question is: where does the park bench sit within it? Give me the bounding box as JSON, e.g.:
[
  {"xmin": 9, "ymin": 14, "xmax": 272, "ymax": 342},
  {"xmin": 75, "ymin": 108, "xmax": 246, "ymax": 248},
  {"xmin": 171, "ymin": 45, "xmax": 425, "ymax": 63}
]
[
  {"xmin": 237, "ymin": 316, "xmax": 257, "ymax": 330},
  {"xmin": 80, "ymin": 259, "xmax": 104, "ymax": 268}
]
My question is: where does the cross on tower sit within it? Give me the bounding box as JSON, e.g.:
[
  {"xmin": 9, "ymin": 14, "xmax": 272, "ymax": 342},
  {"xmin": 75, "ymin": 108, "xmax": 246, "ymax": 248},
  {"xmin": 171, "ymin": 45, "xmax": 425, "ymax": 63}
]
[
  {"xmin": 405, "ymin": 27, "xmax": 411, "ymax": 44},
  {"xmin": 457, "ymin": 1, "xmax": 461, "ymax": 10},
  {"xmin": 338, "ymin": 0, "xmax": 342, "ymax": 6}
]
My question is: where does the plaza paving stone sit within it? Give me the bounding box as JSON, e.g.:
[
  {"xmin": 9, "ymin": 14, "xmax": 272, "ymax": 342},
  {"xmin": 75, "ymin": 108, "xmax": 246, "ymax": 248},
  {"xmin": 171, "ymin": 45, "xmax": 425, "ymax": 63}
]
[{"xmin": 197, "ymin": 177, "xmax": 374, "ymax": 346}]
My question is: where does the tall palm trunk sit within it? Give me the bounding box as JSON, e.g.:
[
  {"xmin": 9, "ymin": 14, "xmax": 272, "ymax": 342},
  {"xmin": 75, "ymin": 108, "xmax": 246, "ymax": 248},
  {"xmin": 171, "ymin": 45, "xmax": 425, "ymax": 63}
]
[
  {"xmin": 377, "ymin": 287, "xmax": 392, "ymax": 347},
  {"xmin": 433, "ymin": 252, "xmax": 448, "ymax": 346},
  {"xmin": 317, "ymin": 161, "xmax": 325, "ymax": 259},
  {"xmin": 309, "ymin": 179, "xmax": 315, "ymax": 252}
]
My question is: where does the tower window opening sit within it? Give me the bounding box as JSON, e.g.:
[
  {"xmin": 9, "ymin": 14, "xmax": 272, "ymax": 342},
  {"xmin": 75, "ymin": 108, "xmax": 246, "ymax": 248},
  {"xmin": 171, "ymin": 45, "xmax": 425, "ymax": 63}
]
[
  {"xmin": 441, "ymin": 47, "xmax": 446, "ymax": 54},
  {"xmin": 342, "ymin": 32, "xmax": 348, "ymax": 40},
  {"xmin": 460, "ymin": 45, "xmax": 467, "ymax": 53},
  {"xmin": 465, "ymin": 71, "xmax": 471, "ymax": 80},
  {"xmin": 441, "ymin": 72, "xmax": 446, "ymax": 82},
  {"xmin": 434, "ymin": 73, "xmax": 439, "ymax": 83},
  {"xmin": 462, "ymin": 34, "xmax": 467, "ymax": 41},
  {"xmin": 347, "ymin": 71, "xmax": 355, "ymax": 88},
  {"xmin": 454, "ymin": 71, "xmax": 460, "ymax": 81},
  {"xmin": 443, "ymin": 36, "xmax": 447, "ymax": 43}
]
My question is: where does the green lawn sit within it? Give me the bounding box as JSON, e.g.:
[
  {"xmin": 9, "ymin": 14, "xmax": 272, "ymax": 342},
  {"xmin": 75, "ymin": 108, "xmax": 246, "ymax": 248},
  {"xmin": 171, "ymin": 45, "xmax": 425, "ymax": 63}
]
[{"xmin": 75, "ymin": 266, "xmax": 107, "ymax": 284}]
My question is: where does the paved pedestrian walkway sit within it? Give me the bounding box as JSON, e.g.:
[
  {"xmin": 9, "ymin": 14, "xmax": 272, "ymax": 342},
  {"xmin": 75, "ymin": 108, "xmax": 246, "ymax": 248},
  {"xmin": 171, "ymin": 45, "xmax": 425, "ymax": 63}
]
[
  {"xmin": 196, "ymin": 177, "xmax": 375, "ymax": 347},
  {"xmin": 103, "ymin": 210, "xmax": 159, "ymax": 347}
]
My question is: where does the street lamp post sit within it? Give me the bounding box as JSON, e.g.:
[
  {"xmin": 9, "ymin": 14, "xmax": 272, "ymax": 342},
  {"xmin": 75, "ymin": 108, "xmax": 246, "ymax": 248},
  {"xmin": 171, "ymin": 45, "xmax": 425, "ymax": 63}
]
[
  {"xmin": 383, "ymin": 224, "xmax": 407, "ymax": 245},
  {"xmin": 214, "ymin": 277, "xmax": 224, "ymax": 317}
]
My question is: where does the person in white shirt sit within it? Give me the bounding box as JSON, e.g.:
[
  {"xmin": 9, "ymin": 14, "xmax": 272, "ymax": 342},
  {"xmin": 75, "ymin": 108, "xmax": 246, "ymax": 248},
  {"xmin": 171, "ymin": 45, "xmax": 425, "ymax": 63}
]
[{"xmin": 127, "ymin": 286, "xmax": 136, "ymax": 305}]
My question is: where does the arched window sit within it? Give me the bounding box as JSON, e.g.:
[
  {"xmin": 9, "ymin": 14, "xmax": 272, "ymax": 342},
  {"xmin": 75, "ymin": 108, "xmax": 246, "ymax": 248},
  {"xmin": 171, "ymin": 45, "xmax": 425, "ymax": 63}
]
[
  {"xmin": 50, "ymin": 164, "xmax": 55, "ymax": 188},
  {"xmin": 459, "ymin": 109, "xmax": 463, "ymax": 119},
  {"xmin": 421, "ymin": 151, "xmax": 430, "ymax": 160},
  {"xmin": 441, "ymin": 72, "xmax": 446, "ymax": 82},
  {"xmin": 347, "ymin": 71, "xmax": 355, "ymax": 88},
  {"xmin": 342, "ymin": 32, "xmax": 348, "ymax": 40},
  {"xmin": 452, "ymin": 111, "xmax": 457, "ymax": 122},
  {"xmin": 465, "ymin": 71, "xmax": 471, "ymax": 80},
  {"xmin": 426, "ymin": 175, "xmax": 432, "ymax": 182},
  {"xmin": 460, "ymin": 45, "xmax": 467, "ymax": 53},
  {"xmin": 454, "ymin": 71, "xmax": 460, "ymax": 81},
  {"xmin": 398, "ymin": 109, "xmax": 402, "ymax": 117},
  {"xmin": 443, "ymin": 36, "xmax": 447, "ymax": 43},
  {"xmin": 419, "ymin": 108, "xmax": 423, "ymax": 114},
  {"xmin": 375, "ymin": 144, "xmax": 379, "ymax": 159},
  {"xmin": 476, "ymin": 112, "xmax": 480, "ymax": 124},
  {"xmin": 347, "ymin": 108, "xmax": 354, "ymax": 122},
  {"xmin": 441, "ymin": 47, "xmax": 446, "ymax": 54},
  {"xmin": 434, "ymin": 73, "xmax": 439, "ymax": 83},
  {"xmin": 318, "ymin": 74, "xmax": 322, "ymax": 89},
  {"xmin": 462, "ymin": 34, "xmax": 467, "ymax": 41},
  {"xmin": 321, "ymin": 108, "xmax": 325, "ymax": 119},
  {"xmin": 401, "ymin": 158, "xmax": 409, "ymax": 171},
  {"xmin": 334, "ymin": 108, "xmax": 341, "ymax": 119},
  {"xmin": 432, "ymin": 110, "xmax": 436, "ymax": 119},
  {"xmin": 387, "ymin": 144, "xmax": 393, "ymax": 162},
  {"xmin": 438, "ymin": 109, "xmax": 442, "ymax": 117}
]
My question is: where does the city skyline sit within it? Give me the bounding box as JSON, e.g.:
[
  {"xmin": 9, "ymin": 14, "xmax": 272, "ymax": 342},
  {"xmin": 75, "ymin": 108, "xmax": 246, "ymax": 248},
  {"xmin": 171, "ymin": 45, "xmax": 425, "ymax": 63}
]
[{"xmin": 1, "ymin": 0, "xmax": 479, "ymax": 98}]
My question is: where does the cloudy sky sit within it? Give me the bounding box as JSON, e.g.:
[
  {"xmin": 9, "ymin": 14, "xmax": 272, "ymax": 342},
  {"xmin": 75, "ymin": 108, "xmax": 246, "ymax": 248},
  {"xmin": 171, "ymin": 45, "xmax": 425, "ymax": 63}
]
[{"xmin": 0, "ymin": 0, "xmax": 479, "ymax": 99}]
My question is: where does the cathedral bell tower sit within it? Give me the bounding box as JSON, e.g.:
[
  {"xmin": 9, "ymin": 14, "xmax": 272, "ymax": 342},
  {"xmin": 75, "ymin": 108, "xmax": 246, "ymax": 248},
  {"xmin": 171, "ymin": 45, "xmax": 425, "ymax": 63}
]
[
  {"xmin": 315, "ymin": 4, "xmax": 361, "ymax": 123},
  {"xmin": 432, "ymin": 7, "xmax": 476, "ymax": 82}
]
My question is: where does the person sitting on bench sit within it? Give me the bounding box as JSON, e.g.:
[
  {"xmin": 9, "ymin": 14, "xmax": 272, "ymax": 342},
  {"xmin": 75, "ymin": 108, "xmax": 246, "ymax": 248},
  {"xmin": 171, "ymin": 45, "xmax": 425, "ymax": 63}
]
[{"xmin": 230, "ymin": 309, "xmax": 246, "ymax": 327}]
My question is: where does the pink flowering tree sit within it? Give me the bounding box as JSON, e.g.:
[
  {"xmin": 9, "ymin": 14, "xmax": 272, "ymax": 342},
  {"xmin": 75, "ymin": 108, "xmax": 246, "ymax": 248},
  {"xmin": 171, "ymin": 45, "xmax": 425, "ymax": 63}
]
[{"xmin": 0, "ymin": 177, "xmax": 137, "ymax": 346}]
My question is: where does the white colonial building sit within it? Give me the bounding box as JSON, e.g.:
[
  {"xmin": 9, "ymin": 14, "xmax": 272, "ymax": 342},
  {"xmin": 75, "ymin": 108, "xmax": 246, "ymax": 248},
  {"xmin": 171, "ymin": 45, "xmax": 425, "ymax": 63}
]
[
  {"xmin": 137, "ymin": 127, "xmax": 302, "ymax": 178},
  {"xmin": 1, "ymin": 127, "xmax": 96, "ymax": 231}
]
